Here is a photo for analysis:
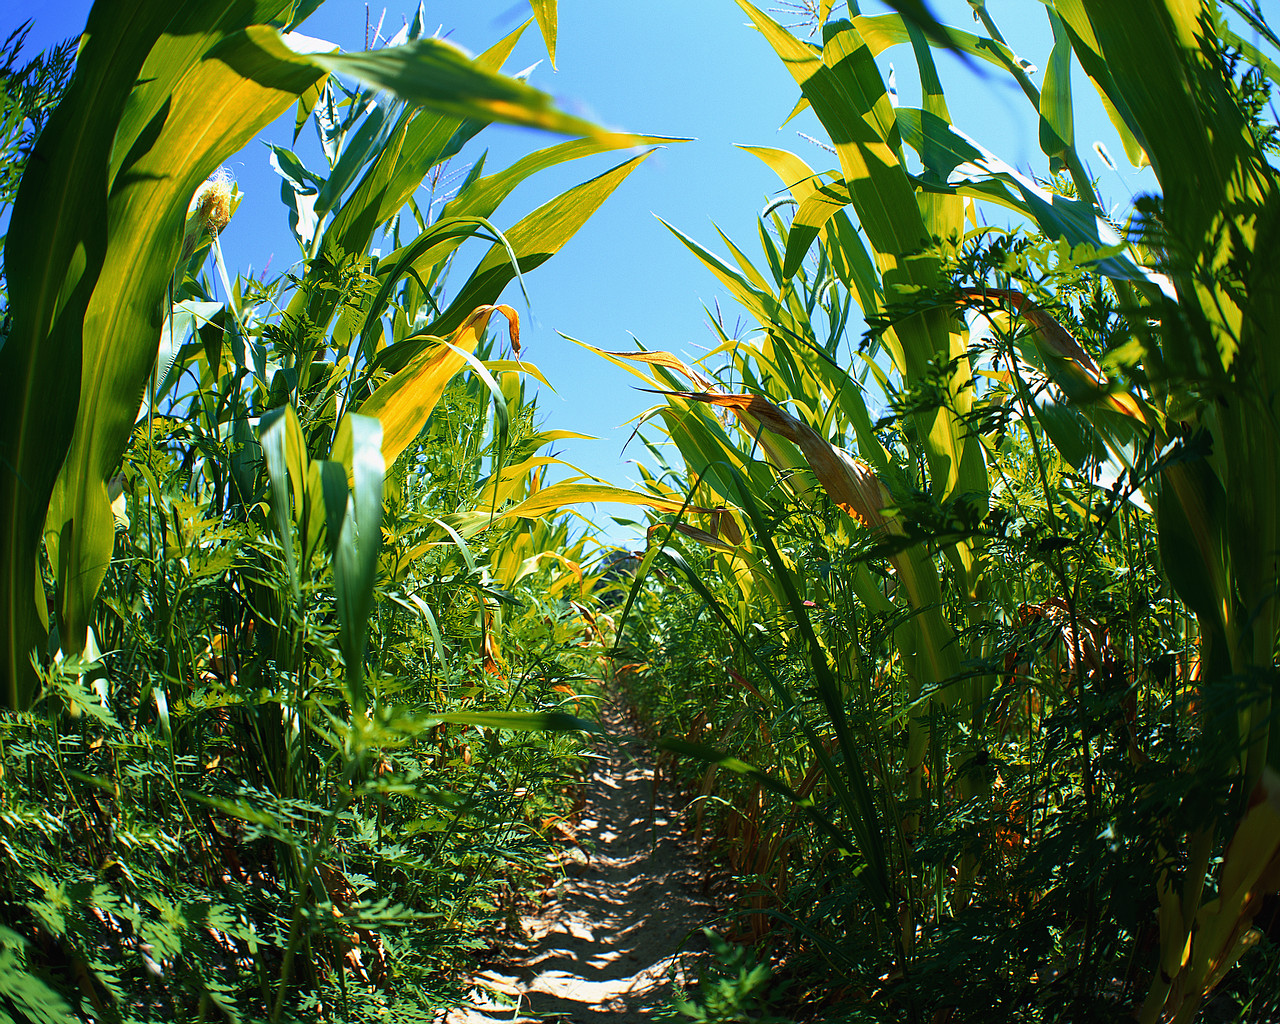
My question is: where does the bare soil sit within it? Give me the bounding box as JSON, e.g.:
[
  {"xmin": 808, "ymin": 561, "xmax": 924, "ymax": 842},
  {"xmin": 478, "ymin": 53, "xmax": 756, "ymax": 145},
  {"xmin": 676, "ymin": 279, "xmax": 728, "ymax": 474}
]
[{"xmin": 444, "ymin": 698, "xmax": 715, "ymax": 1023}]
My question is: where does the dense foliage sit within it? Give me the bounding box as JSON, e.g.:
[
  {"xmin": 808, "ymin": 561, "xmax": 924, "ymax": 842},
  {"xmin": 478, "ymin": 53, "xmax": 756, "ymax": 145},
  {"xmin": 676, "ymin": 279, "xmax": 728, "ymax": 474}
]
[
  {"xmin": 0, "ymin": 22, "xmax": 74, "ymax": 314},
  {"xmin": 605, "ymin": 2, "xmax": 1280, "ymax": 1021},
  {"xmin": 3, "ymin": 1, "xmax": 1280, "ymax": 1022},
  {"xmin": 0, "ymin": 1, "xmax": 636, "ymax": 1019}
]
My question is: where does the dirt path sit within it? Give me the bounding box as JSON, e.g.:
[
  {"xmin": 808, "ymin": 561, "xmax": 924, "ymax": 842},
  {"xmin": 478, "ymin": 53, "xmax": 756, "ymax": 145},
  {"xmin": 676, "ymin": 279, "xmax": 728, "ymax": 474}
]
[{"xmin": 444, "ymin": 698, "xmax": 715, "ymax": 1023}]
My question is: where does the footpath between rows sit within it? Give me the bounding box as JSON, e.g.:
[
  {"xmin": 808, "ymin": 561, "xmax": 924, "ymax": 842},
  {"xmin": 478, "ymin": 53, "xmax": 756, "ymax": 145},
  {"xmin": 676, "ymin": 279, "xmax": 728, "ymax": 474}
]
[{"xmin": 444, "ymin": 695, "xmax": 715, "ymax": 1023}]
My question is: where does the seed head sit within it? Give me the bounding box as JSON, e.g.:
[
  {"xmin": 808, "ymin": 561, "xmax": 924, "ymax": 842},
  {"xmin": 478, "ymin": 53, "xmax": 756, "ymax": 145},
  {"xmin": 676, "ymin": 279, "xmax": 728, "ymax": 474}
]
[{"xmin": 193, "ymin": 167, "xmax": 234, "ymax": 235}]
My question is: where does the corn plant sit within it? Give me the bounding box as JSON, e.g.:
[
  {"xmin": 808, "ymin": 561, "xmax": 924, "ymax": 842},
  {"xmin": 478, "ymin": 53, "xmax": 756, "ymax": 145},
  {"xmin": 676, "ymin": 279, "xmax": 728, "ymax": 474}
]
[
  {"xmin": 0, "ymin": 0, "xmax": 610, "ymax": 713},
  {"xmin": 875, "ymin": 3, "xmax": 1280, "ymax": 1018},
  {"xmin": 599, "ymin": 1, "xmax": 1280, "ymax": 1019},
  {"xmin": 0, "ymin": 0, "xmax": 691, "ymax": 1017}
]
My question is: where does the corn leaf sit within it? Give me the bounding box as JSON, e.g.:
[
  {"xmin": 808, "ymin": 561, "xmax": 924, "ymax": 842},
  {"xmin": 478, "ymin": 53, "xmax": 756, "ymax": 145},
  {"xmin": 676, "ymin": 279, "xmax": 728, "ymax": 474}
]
[
  {"xmin": 307, "ymin": 33, "xmax": 599, "ymax": 138},
  {"xmin": 334, "ymin": 414, "xmax": 384, "ymax": 716},
  {"xmin": 425, "ymin": 152, "xmax": 655, "ymax": 338},
  {"xmin": 334, "ymin": 304, "xmax": 519, "ymax": 470},
  {"xmin": 43, "ymin": 7, "xmax": 322, "ymax": 659},
  {"xmin": 427, "ymin": 710, "xmax": 603, "ymax": 733},
  {"xmin": 528, "ymin": 0, "xmax": 558, "ymax": 68},
  {"xmin": 0, "ymin": 0, "xmax": 281, "ymax": 708},
  {"xmin": 1038, "ymin": 9, "xmax": 1075, "ymax": 166},
  {"xmin": 497, "ymin": 481, "xmax": 715, "ymax": 522}
]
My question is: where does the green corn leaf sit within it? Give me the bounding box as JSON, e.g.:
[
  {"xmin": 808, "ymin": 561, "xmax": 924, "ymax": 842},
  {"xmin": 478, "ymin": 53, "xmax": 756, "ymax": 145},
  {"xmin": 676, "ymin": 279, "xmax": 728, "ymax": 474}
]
[
  {"xmin": 782, "ymin": 178, "xmax": 853, "ymax": 282},
  {"xmin": 657, "ymin": 737, "xmax": 803, "ymax": 802},
  {"xmin": 656, "ymin": 404, "xmax": 774, "ymax": 505},
  {"xmin": 315, "ymin": 460, "xmax": 351, "ymax": 560},
  {"xmin": 151, "ymin": 301, "xmax": 223, "ymax": 406},
  {"xmin": 870, "ymin": 0, "xmax": 970, "ymax": 57},
  {"xmin": 187, "ymin": 794, "xmax": 283, "ymax": 830},
  {"xmin": 443, "ymin": 134, "xmax": 677, "ymax": 227},
  {"xmin": 0, "ymin": 0, "xmax": 280, "ymax": 709},
  {"xmin": 313, "ymin": 93, "xmax": 401, "ymax": 220},
  {"xmin": 1030, "ymin": 394, "xmax": 1108, "ymax": 473},
  {"xmin": 399, "ymin": 592, "xmax": 451, "ymax": 678},
  {"xmin": 307, "ymin": 32, "xmax": 599, "ymax": 139},
  {"xmin": 40, "ymin": 4, "xmax": 323, "ymax": 666},
  {"xmin": 374, "ymin": 19, "xmax": 530, "ymax": 216},
  {"xmin": 278, "ymin": 20, "xmax": 574, "ymax": 353},
  {"xmin": 370, "ymin": 136, "xmax": 675, "ymax": 315},
  {"xmin": 426, "ymin": 710, "xmax": 603, "ymax": 733},
  {"xmin": 354, "ymin": 216, "xmax": 518, "ymax": 367},
  {"xmin": 1049, "ymin": 1, "xmax": 1150, "ymax": 166},
  {"xmin": 736, "ymin": 3, "xmax": 918, "ymax": 254},
  {"xmin": 737, "ymin": 3, "xmax": 985, "ymax": 509},
  {"xmin": 659, "ymin": 218, "xmax": 800, "ymax": 341},
  {"xmin": 853, "ymin": 12, "xmax": 1032, "ymax": 75},
  {"xmin": 896, "ymin": 107, "xmax": 1156, "ymax": 284},
  {"xmin": 317, "ymin": 20, "xmax": 531, "ymax": 263},
  {"xmin": 260, "ymin": 405, "xmax": 307, "ymax": 600},
  {"xmin": 1220, "ymin": 25, "xmax": 1280, "ymax": 87},
  {"xmin": 425, "ymin": 152, "xmax": 655, "ymax": 338},
  {"xmin": 1039, "ymin": 8, "xmax": 1076, "ymax": 166},
  {"xmin": 742, "ymin": 146, "xmax": 884, "ymax": 315},
  {"xmin": 292, "ymin": 71, "xmax": 331, "ymax": 144},
  {"xmin": 1156, "ymin": 459, "xmax": 1230, "ymax": 632},
  {"xmin": 333, "ymin": 413, "xmax": 384, "ymax": 717}
]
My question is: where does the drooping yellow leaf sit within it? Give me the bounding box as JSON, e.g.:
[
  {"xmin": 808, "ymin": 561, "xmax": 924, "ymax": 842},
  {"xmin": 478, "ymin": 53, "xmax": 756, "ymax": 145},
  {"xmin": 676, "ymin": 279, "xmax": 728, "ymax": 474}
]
[
  {"xmin": 601, "ymin": 349, "xmax": 717, "ymax": 390},
  {"xmin": 669, "ymin": 390, "xmax": 897, "ymax": 533},
  {"xmin": 961, "ymin": 287, "xmax": 1148, "ymax": 424}
]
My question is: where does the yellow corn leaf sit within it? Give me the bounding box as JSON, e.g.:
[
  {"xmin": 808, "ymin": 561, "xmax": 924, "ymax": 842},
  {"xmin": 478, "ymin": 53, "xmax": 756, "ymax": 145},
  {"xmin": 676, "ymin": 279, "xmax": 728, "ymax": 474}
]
[
  {"xmin": 497, "ymin": 481, "xmax": 715, "ymax": 522},
  {"xmin": 474, "ymin": 456, "xmax": 589, "ymax": 512},
  {"xmin": 528, "ymin": 0, "xmax": 557, "ymax": 67},
  {"xmin": 603, "ymin": 349, "xmax": 717, "ymax": 391},
  {"xmin": 564, "ymin": 336, "xmax": 717, "ymax": 392},
  {"xmin": 1187, "ymin": 770, "xmax": 1280, "ymax": 991},
  {"xmin": 333, "ymin": 304, "xmax": 518, "ymax": 469},
  {"xmin": 497, "ymin": 550, "xmax": 581, "ymax": 590},
  {"xmin": 564, "ymin": 336, "xmax": 664, "ymax": 387},
  {"xmin": 737, "ymin": 146, "xmax": 822, "ymax": 203},
  {"xmin": 484, "ymin": 359, "xmax": 551, "ymax": 387},
  {"xmin": 532, "ymin": 429, "xmax": 596, "ymax": 443}
]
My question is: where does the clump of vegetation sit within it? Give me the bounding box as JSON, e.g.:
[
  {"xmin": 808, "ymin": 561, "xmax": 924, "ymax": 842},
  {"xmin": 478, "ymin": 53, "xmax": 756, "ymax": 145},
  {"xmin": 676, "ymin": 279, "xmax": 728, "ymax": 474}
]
[
  {"xmin": 0, "ymin": 21, "xmax": 75, "ymax": 317},
  {"xmin": 0, "ymin": 1, "xmax": 660, "ymax": 1018},
  {"xmin": 4, "ymin": 1, "xmax": 1280, "ymax": 1022},
  {"xmin": 605, "ymin": 2, "xmax": 1280, "ymax": 1021}
]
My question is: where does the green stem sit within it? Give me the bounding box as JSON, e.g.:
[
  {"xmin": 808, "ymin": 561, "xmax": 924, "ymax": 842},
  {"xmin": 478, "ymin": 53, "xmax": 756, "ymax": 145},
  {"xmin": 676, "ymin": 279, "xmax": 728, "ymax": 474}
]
[
  {"xmin": 1005, "ymin": 329, "xmax": 1101, "ymax": 997},
  {"xmin": 270, "ymin": 793, "xmax": 351, "ymax": 1023}
]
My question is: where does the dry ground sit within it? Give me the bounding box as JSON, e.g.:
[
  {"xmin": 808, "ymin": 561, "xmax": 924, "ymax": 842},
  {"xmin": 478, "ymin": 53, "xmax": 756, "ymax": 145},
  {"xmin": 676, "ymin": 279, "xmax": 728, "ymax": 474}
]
[{"xmin": 444, "ymin": 698, "xmax": 715, "ymax": 1023}]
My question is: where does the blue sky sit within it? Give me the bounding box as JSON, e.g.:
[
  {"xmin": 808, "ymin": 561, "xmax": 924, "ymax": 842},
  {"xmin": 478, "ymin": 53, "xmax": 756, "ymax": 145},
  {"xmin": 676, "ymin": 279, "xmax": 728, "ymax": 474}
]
[{"xmin": 7, "ymin": 1, "xmax": 1157, "ymax": 543}]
